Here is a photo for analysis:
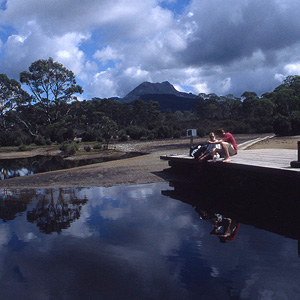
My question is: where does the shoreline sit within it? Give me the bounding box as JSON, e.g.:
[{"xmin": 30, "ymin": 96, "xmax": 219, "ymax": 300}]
[{"xmin": 0, "ymin": 134, "xmax": 299, "ymax": 190}]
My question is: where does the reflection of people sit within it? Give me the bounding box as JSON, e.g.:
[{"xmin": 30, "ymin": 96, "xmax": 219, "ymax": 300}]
[
  {"xmin": 208, "ymin": 128, "xmax": 238, "ymax": 162},
  {"xmin": 199, "ymin": 210, "xmax": 239, "ymax": 243},
  {"xmin": 211, "ymin": 217, "xmax": 240, "ymax": 243},
  {"xmin": 198, "ymin": 132, "xmax": 220, "ymax": 162}
]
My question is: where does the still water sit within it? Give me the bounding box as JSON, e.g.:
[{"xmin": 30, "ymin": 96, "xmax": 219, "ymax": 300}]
[
  {"xmin": 0, "ymin": 182, "xmax": 299, "ymax": 300},
  {"xmin": 0, "ymin": 153, "xmax": 143, "ymax": 180}
]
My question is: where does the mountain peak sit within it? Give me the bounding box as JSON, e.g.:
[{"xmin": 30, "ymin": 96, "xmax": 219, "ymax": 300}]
[{"xmin": 122, "ymin": 81, "xmax": 193, "ymax": 103}]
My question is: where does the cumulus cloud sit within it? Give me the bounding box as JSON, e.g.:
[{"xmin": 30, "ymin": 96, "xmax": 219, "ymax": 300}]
[{"xmin": 1, "ymin": 0, "xmax": 300, "ymax": 99}]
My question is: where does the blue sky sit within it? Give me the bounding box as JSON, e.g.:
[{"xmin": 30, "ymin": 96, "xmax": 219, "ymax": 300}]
[{"xmin": 1, "ymin": 0, "xmax": 300, "ymax": 100}]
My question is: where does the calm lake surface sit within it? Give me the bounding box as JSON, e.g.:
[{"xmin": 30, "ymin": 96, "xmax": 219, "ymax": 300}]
[
  {"xmin": 0, "ymin": 152, "xmax": 143, "ymax": 180},
  {"xmin": 0, "ymin": 182, "xmax": 300, "ymax": 299}
]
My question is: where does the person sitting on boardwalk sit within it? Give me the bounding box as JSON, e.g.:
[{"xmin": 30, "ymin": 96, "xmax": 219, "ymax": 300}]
[
  {"xmin": 208, "ymin": 128, "xmax": 238, "ymax": 162},
  {"xmin": 198, "ymin": 132, "xmax": 220, "ymax": 162}
]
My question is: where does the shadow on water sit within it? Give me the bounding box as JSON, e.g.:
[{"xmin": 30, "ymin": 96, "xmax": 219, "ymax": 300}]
[{"xmin": 161, "ymin": 165, "xmax": 300, "ymax": 257}]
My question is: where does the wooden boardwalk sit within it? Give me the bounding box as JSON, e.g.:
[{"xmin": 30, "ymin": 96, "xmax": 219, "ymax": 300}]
[{"xmin": 161, "ymin": 144, "xmax": 300, "ymax": 178}]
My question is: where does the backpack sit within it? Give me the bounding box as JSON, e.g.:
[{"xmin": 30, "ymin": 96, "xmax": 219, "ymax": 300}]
[{"xmin": 190, "ymin": 144, "xmax": 207, "ymax": 159}]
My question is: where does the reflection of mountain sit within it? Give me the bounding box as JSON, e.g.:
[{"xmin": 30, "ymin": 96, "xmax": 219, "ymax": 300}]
[{"xmin": 27, "ymin": 189, "xmax": 88, "ymax": 234}]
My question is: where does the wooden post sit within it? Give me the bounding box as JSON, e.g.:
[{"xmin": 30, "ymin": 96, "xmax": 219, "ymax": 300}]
[
  {"xmin": 190, "ymin": 136, "xmax": 193, "ymax": 149},
  {"xmin": 290, "ymin": 141, "xmax": 300, "ymax": 168}
]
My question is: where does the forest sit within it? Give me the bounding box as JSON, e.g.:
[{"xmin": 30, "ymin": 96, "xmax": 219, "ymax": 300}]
[{"xmin": 1, "ymin": 57, "xmax": 300, "ymax": 148}]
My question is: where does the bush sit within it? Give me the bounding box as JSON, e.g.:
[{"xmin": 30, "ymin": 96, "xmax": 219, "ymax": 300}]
[
  {"xmin": 118, "ymin": 129, "xmax": 129, "ymax": 141},
  {"xmin": 93, "ymin": 143, "xmax": 102, "ymax": 150},
  {"xmin": 126, "ymin": 126, "xmax": 148, "ymax": 140},
  {"xmin": 173, "ymin": 130, "xmax": 181, "ymax": 138},
  {"xmin": 18, "ymin": 145, "xmax": 27, "ymax": 151},
  {"xmin": 273, "ymin": 115, "xmax": 292, "ymax": 136},
  {"xmin": 34, "ymin": 135, "xmax": 46, "ymax": 146},
  {"xmin": 197, "ymin": 128, "xmax": 206, "ymax": 137},
  {"xmin": 60, "ymin": 142, "xmax": 78, "ymax": 155},
  {"xmin": 45, "ymin": 139, "xmax": 52, "ymax": 145},
  {"xmin": 14, "ymin": 138, "xmax": 23, "ymax": 147},
  {"xmin": 84, "ymin": 146, "xmax": 91, "ymax": 152},
  {"xmin": 290, "ymin": 111, "xmax": 300, "ymax": 135},
  {"xmin": 0, "ymin": 130, "xmax": 32, "ymax": 147},
  {"xmin": 82, "ymin": 129, "xmax": 102, "ymax": 142},
  {"xmin": 155, "ymin": 125, "xmax": 174, "ymax": 138}
]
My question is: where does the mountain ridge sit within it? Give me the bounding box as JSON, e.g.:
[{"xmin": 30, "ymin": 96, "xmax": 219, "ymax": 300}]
[{"xmin": 121, "ymin": 81, "xmax": 197, "ymax": 103}]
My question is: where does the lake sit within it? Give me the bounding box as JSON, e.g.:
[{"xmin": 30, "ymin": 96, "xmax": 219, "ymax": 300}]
[
  {"xmin": 0, "ymin": 152, "xmax": 143, "ymax": 180},
  {"xmin": 0, "ymin": 182, "xmax": 299, "ymax": 299}
]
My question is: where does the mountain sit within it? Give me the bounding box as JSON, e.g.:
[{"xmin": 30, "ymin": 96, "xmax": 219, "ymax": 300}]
[
  {"xmin": 137, "ymin": 93, "xmax": 198, "ymax": 112},
  {"xmin": 122, "ymin": 81, "xmax": 197, "ymax": 103}
]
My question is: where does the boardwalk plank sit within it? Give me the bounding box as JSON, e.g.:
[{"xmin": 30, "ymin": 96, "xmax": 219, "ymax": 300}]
[{"xmin": 160, "ymin": 148, "xmax": 300, "ymax": 177}]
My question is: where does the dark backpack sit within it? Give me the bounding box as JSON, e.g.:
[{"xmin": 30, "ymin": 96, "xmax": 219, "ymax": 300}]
[{"xmin": 190, "ymin": 144, "xmax": 207, "ymax": 159}]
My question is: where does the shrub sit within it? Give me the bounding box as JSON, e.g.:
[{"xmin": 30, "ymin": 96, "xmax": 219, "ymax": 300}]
[
  {"xmin": 14, "ymin": 138, "xmax": 23, "ymax": 147},
  {"xmin": 155, "ymin": 125, "xmax": 174, "ymax": 138},
  {"xmin": 93, "ymin": 143, "xmax": 102, "ymax": 150},
  {"xmin": 173, "ymin": 130, "xmax": 181, "ymax": 138},
  {"xmin": 273, "ymin": 115, "xmax": 292, "ymax": 136},
  {"xmin": 81, "ymin": 129, "xmax": 102, "ymax": 142},
  {"xmin": 84, "ymin": 146, "xmax": 91, "ymax": 152},
  {"xmin": 197, "ymin": 128, "xmax": 206, "ymax": 137},
  {"xmin": 34, "ymin": 135, "xmax": 46, "ymax": 146},
  {"xmin": 60, "ymin": 142, "xmax": 78, "ymax": 155},
  {"xmin": 18, "ymin": 145, "xmax": 27, "ymax": 151},
  {"xmin": 118, "ymin": 129, "xmax": 129, "ymax": 141},
  {"xmin": 290, "ymin": 111, "xmax": 300, "ymax": 135},
  {"xmin": 126, "ymin": 126, "xmax": 148, "ymax": 140}
]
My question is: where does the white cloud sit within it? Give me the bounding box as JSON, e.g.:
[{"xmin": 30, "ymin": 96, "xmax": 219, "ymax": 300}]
[
  {"xmin": 284, "ymin": 62, "xmax": 300, "ymax": 75},
  {"xmin": 1, "ymin": 0, "xmax": 300, "ymax": 98},
  {"xmin": 93, "ymin": 46, "xmax": 123, "ymax": 65}
]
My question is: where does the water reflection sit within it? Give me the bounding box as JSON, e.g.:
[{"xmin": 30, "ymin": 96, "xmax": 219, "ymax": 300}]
[
  {"xmin": 199, "ymin": 211, "xmax": 240, "ymax": 243},
  {"xmin": 0, "ymin": 152, "xmax": 144, "ymax": 180},
  {"xmin": 0, "ymin": 183, "xmax": 299, "ymax": 299},
  {"xmin": 162, "ymin": 178, "xmax": 300, "ymax": 258},
  {"xmin": 27, "ymin": 189, "xmax": 88, "ymax": 234},
  {"xmin": 0, "ymin": 189, "xmax": 35, "ymax": 222}
]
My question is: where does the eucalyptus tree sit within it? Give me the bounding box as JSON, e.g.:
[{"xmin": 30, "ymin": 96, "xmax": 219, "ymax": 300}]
[
  {"xmin": 20, "ymin": 57, "xmax": 83, "ymax": 125},
  {"xmin": 99, "ymin": 116, "xmax": 118, "ymax": 149},
  {"xmin": 0, "ymin": 74, "xmax": 30, "ymax": 129}
]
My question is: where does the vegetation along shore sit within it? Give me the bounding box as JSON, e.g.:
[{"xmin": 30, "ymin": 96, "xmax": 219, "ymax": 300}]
[{"xmin": 2, "ymin": 57, "xmax": 300, "ymax": 188}]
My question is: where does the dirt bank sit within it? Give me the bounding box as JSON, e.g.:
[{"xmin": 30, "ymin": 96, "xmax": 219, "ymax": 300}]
[{"xmin": 0, "ymin": 134, "xmax": 297, "ymax": 189}]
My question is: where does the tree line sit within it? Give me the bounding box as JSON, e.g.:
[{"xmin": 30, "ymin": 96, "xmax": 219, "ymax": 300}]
[{"xmin": 1, "ymin": 57, "xmax": 300, "ymax": 147}]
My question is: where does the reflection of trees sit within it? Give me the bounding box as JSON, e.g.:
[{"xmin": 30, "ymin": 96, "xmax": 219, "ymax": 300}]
[
  {"xmin": 27, "ymin": 188, "xmax": 88, "ymax": 234},
  {"xmin": 0, "ymin": 189, "xmax": 35, "ymax": 221}
]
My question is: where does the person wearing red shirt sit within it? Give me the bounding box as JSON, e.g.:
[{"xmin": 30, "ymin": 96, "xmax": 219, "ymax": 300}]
[{"xmin": 208, "ymin": 128, "xmax": 238, "ymax": 162}]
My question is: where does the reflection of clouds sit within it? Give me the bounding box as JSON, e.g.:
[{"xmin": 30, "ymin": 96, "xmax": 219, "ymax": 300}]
[
  {"xmin": 0, "ymin": 224, "xmax": 11, "ymax": 245},
  {"xmin": 99, "ymin": 204, "xmax": 130, "ymax": 220},
  {"xmin": 22, "ymin": 232, "xmax": 37, "ymax": 242},
  {"xmin": 0, "ymin": 183, "xmax": 300, "ymax": 299},
  {"xmin": 240, "ymin": 273, "xmax": 260, "ymax": 299},
  {"xmin": 63, "ymin": 213, "xmax": 94, "ymax": 238}
]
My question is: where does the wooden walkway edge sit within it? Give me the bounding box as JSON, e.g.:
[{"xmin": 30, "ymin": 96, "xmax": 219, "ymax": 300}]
[{"xmin": 160, "ymin": 136, "xmax": 300, "ymax": 179}]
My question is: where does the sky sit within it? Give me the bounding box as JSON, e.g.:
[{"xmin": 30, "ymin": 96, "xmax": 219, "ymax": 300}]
[{"xmin": 1, "ymin": 0, "xmax": 300, "ymax": 100}]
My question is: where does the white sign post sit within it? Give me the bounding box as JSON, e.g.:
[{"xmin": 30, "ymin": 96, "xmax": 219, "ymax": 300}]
[{"xmin": 186, "ymin": 129, "xmax": 197, "ymax": 148}]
